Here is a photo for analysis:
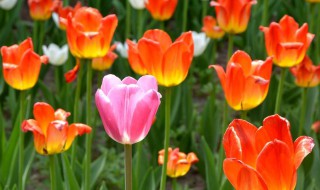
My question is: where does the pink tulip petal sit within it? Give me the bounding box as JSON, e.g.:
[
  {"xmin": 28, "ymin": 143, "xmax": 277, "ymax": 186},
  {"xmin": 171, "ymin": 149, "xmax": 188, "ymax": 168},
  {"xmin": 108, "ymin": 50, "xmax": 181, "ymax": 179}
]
[
  {"xmin": 101, "ymin": 74, "xmax": 122, "ymax": 95},
  {"xmin": 122, "ymin": 76, "xmax": 137, "ymax": 85},
  {"xmin": 137, "ymin": 75, "xmax": 159, "ymax": 92}
]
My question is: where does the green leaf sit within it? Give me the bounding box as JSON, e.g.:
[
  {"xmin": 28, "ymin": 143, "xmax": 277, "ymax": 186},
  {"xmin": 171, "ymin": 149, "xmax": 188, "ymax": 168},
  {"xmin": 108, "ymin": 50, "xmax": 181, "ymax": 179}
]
[
  {"xmin": 90, "ymin": 152, "xmax": 107, "ymax": 188},
  {"xmin": 61, "ymin": 154, "xmax": 80, "ymax": 190}
]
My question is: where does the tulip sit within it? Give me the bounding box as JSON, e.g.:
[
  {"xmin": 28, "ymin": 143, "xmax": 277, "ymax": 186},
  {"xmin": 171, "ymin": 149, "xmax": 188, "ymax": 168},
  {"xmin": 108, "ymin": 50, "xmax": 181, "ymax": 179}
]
[
  {"xmin": 290, "ymin": 56, "xmax": 320, "ymax": 87},
  {"xmin": 311, "ymin": 121, "xmax": 320, "ymax": 133},
  {"xmin": 191, "ymin": 31, "xmax": 210, "ymax": 57},
  {"xmin": 145, "ymin": 0, "xmax": 178, "ymax": 21},
  {"xmin": 210, "ymin": 0, "xmax": 257, "ymax": 34},
  {"xmin": 116, "ymin": 41, "xmax": 131, "ymax": 58},
  {"xmin": 210, "ymin": 50, "xmax": 272, "ymax": 111},
  {"xmin": 223, "ymin": 114, "xmax": 314, "ymax": 190},
  {"xmin": 92, "ymin": 44, "xmax": 118, "ymax": 71},
  {"xmin": 201, "ymin": 16, "xmax": 225, "ymax": 39},
  {"xmin": 158, "ymin": 147, "xmax": 199, "ymax": 178},
  {"xmin": 52, "ymin": 1, "xmax": 81, "ymax": 30},
  {"xmin": 66, "ymin": 7, "xmax": 118, "ymax": 58},
  {"xmin": 0, "ymin": 0, "xmax": 17, "ymax": 10},
  {"xmin": 28, "ymin": 0, "xmax": 55, "ymax": 21},
  {"xmin": 260, "ymin": 15, "xmax": 314, "ymax": 67},
  {"xmin": 64, "ymin": 59, "xmax": 80, "ymax": 83},
  {"xmin": 22, "ymin": 102, "xmax": 91, "ymax": 155},
  {"xmin": 42, "ymin": 44, "xmax": 68, "ymax": 66},
  {"xmin": 127, "ymin": 29, "xmax": 194, "ymax": 86},
  {"xmin": 1, "ymin": 38, "xmax": 48, "ymax": 90},
  {"xmin": 129, "ymin": 0, "xmax": 145, "ymax": 10},
  {"xmin": 95, "ymin": 74, "xmax": 161, "ymax": 144}
]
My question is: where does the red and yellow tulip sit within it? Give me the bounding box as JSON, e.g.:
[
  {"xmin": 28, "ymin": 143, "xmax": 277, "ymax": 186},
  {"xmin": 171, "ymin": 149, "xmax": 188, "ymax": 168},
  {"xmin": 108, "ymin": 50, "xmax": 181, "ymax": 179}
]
[
  {"xmin": 92, "ymin": 44, "xmax": 118, "ymax": 71},
  {"xmin": 127, "ymin": 29, "xmax": 194, "ymax": 87},
  {"xmin": 1, "ymin": 38, "xmax": 48, "ymax": 90},
  {"xmin": 22, "ymin": 102, "xmax": 91, "ymax": 155},
  {"xmin": 53, "ymin": 1, "xmax": 81, "ymax": 30},
  {"xmin": 223, "ymin": 114, "xmax": 314, "ymax": 190},
  {"xmin": 66, "ymin": 7, "xmax": 118, "ymax": 58},
  {"xmin": 290, "ymin": 56, "xmax": 320, "ymax": 87},
  {"xmin": 145, "ymin": 0, "xmax": 178, "ymax": 21},
  {"xmin": 210, "ymin": 50, "xmax": 272, "ymax": 111},
  {"xmin": 201, "ymin": 16, "xmax": 225, "ymax": 39},
  {"xmin": 260, "ymin": 15, "xmax": 314, "ymax": 67},
  {"xmin": 210, "ymin": 0, "xmax": 257, "ymax": 34},
  {"xmin": 28, "ymin": 0, "xmax": 55, "ymax": 21},
  {"xmin": 158, "ymin": 147, "xmax": 199, "ymax": 178}
]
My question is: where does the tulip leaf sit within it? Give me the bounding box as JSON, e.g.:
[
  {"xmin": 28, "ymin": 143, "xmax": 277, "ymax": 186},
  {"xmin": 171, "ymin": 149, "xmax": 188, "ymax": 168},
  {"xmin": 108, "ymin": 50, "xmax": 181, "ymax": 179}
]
[
  {"xmin": 22, "ymin": 143, "xmax": 35, "ymax": 189},
  {"xmin": 61, "ymin": 153, "xmax": 80, "ymax": 190},
  {"xmin": 305, "ymin": 87, "xmax": 318, "ymax": 133},
  {"xmin": 90, "ymin": 152, "xmax": 107, "ymax": 189}
]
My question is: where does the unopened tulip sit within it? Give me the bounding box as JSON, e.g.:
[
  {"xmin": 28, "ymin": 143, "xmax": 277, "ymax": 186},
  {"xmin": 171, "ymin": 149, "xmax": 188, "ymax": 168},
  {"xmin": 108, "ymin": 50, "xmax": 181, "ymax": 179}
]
[
  {"xmin": 1, "ymin": 38, "xmax": 48, "ymax": 90},
  {"xmin": 22, "ymin": 102, "xmax": 91, "ymax": 155},
  {"xmin": 210, "ymin": 50, "xmax": 273, "ymax": 111},
  {"xmin": 260, "ymin": 15, "xmax": 314, "ymax": 67},
  {"xmin": 158, "ymin": 147, "xmax": 199, "ymax": 178},
  {"xmin": 42, "ymin": 44, "xmax": 68, "ymax": 66},
  {"xmin": 95, "ymin": 74, "xmax": 161, "ymax": 144},
  {"xmin": 290, "ymin": 56, "xmax": 320, "ymax": 87},
  {"xmin": 223, "ymin": 114, "xmax": 314, "ymax": 190}
]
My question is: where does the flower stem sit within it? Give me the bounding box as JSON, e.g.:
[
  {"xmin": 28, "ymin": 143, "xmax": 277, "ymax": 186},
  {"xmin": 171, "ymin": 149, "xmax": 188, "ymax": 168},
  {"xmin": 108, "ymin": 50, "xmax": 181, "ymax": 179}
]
[
  {"xmin": 241, "ymin": 110, "xmax": 247, "ymax": 120},
  {"xmin": 71, "ymin": 59, "xmax": 84, "ymax": 168},
  {"xmin": 261, "ymin": 0, "xmax": 269, "ymax": 26},
  {"xmin": 84, "ymin": 59, "xmax": 93, "ymax": 190},
  {"xmin": 299, "ymin": 88, "xmax": 308, "ymax": 136},
  {"xmin": 160, "ymin": 21, "xmax": 165, "ymax": 30},
  {"xmin": 274, "ymin": 68, "xmax": 287, "ymax": 114},
  {"xmin": 124, "ymin": 144, "xmax": 132, "ymax": 190},
  {"xmin": 49, "ymin": 155, "xmax": 57, "ymax": 190},
  {"xmin": 160, "ymin": 87, "xmax": 172, "ymax": 190},
  {"xmin": 19, "ymin": 90, "xmax": 26, "ymax": 190},
  {"xmin": 227, "ymin": 33, "xmax": 233, "ymax": 59},
  {"xmin": 202, "ymin": 0, "xmax": 208, "ymax": 19},
  {"xmin": 210, "ymin": 40, "xmax": 217, "ymax": 65},
  {"xmin": 125, "ymin": 0, "xmax": 131, "ymax": 39},
  {"xmin": 137, "ymin": 9, "xmax": 144, "ymax": 38},
  {"xmin": 172, "ymin": 178, "xmax": 178, "ymax": 190},
  {"xmin": 182, "ymin": 0, "xmax": 189, "ymax": 32}
]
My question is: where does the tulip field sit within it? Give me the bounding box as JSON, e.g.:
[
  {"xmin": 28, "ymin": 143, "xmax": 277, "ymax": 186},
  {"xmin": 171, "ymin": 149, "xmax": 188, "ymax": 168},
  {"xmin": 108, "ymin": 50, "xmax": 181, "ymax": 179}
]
[{"xmin": 1, "ymin": 0, "xmax": 320, "ymax": 189}]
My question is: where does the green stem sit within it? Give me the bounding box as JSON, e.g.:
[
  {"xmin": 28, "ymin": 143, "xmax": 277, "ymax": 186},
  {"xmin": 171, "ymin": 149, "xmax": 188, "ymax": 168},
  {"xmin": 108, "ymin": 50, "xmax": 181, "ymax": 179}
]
[
  {"xmin": 299, "ymin": 88, "xmax": 308, "ymax": 136},
  {"xmin": 54, "ymin": 66, "xmax": 62, "ymax": 93},
  {"xmin": 32, "ymin": 21, "xmax": 39, "ymax": 53},
  {"xmin": 137, "ymin": 10, "xmax": 144, "ymax": 38},
  {"xmin": 71, "ymin": 60, "xmax": 84, "ymax": 168},
  {"xmin": 49, "ymin": 155, "xmax": 57, "ymax": 190},
  {"xmin": 160, "ymin": 21, "xmax": 165, "ymax": 30},
  {"xmin": 38, "ymin": 21, "xmax": 45, "ymax": 54},
  {"xmin": 172, "ymin": 178, "xmax": 178, "ymax": 190},
  {"xmin": 210, "ymin": 40, "xmax": 217, "ymax": 65},
  {"xmin": 84, "ymin": 59, "xmax": 93, "ymax": 190},
  {"xmin": 125, "ymin": 144, "xmax": 132, "ymax": 190},
  {"xmin": 227, "ymin": 34, "xmax": 234, "ymax": 59},
  {"xmin": 202, "ymin": 0, "xmax": 208, "ymax": 19},
  {"xmin": 19, "ymin": 90, "xmax": 26, "ymax": 190},
  {"xmin": 182, "ymin": 0, "xmax": 189, "ymax": 32},
  {"xmin": 261, "ymin": 0, "xmax": 269, "ymax": 26},
  {"xmin": 63, "ymin": 0, "xmax": 69, "ymax": 5},
  {"xmin": 315, "ymin": 4, "xmax": 320, "ymax": 64},
  {"xmin": 274, "ymin": 68, "xmax": 287, "ymax": 114},
  {"xmin": 160, "ymin": 87, "xmax": 172, "ymax": 190},
  {"xmin": 241, "ymin": 110, "xmax": 247, "ymax": 120},
  {"xmin": 134, "ymin": 142, "xmax": 142, "ymax": 189},
  {"xmin": 125, "ymin": 0, "xmax": 131, "ymax": 39}
]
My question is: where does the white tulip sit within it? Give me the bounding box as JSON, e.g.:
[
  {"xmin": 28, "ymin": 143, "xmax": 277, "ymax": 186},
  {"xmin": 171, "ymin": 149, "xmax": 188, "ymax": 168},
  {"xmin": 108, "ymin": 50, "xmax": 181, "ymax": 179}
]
[
  {"xmin": 128, "ymin": 0, "xmax": 145, "ymax": 10},
  {"xmin": 192, "ymin": 31, "xmax": 210, "ymax": 57},
  {"xmin": 0, "ymin": 0, "xmax": 17, "ymax": 10},
  {"xmin": 115, "ymin": 41, "xmax": 131, "ymax": 58},
  {"xmin": 42, "ymin": 44, "xmax": 69, "ymax": 66},
  {"xmin": 52, "ymin": 13, "xmax": 60, "ymax": 29}
]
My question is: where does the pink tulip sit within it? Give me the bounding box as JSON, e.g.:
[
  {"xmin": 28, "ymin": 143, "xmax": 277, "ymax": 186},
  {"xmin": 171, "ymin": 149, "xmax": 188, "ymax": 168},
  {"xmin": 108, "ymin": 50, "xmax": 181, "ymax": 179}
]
[{"xmin": 95, "ymin": 74, "xmax": 162, "ymax": 144}]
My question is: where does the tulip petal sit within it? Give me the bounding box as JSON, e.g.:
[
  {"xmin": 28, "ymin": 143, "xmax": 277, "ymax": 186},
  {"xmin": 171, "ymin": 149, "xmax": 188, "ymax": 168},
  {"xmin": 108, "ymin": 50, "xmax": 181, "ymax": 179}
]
[
  {"xmin": 224, "ymin": 119, "xmax": 258, "ymax": 168},
  {"xmin": 225, "ymin": 63, "xmax": 245, "ymax": 110},
  {"xmin": 137, "ymin": 75, "xmax": 159, "ymax": 92},
  {"xmin": 64, "ymin": 123, "xmax": 92, "ymax": 150},
  {"xmin": 251, "ymin": 57, "xmax": 273, "ymax": 79},
  {"xmin": 175, "ymin": 31, "xmax": 194, "ymax": 56},
  {"xmin": 21, "ymin": 119, "xmax": 42, "ymax": 135},
  {"xmin": 54, "ymin": 108, "xmax": 70, "ymax": 121},
  {"xmin": 294, "ymin": 136, "xmax": 314, "ymax": 169},
  {"xmin": 46, "ymin": 120, "xmax": 68, "ymax": 155},
  {"xmin": 256, "ymin": 140, "xmax": 296, "ymax": 190},
  {"xmin": 229, "ymin": 50, "xmax": 252, "ymax": 76},
  {"xmin": 255, "ymin": 114, "xmax": 294, "ymax": 154},
  {"xmin": 33, "ymin": 102, "xmax": 55, "ymax": 135},
  {"xmin": 209, "ymin": 65, "xmax": 226, "ymax": 91},
  {"xmin": 143, "ymin": 29, "xmax": 172, "ymax": 52},
  {"xmin": 279, "ymin": 15, "xmax": 299, "ymax": 41},
  {"xmin": 126, "ymin": 39, "xmax": 147, "ymax": 75},
  {"xmin": 223, "ymin": 158, "xmax": 267, "ymax": 190},
  {"xmin": 101, "ymin": 74, "xmax": 122, "ymax": 95},
  {"xmin": 122, "ymin": 76, "xmax": 137, "ymax": 85}
]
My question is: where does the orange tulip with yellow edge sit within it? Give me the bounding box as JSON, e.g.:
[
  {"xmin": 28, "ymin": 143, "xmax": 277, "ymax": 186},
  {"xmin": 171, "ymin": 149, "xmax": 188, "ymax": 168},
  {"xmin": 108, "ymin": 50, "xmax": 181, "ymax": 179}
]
[
  {"xmin": 210, "ymin": 50, "xmax": 273, "ymax": 111},
  {"xmin": 201, "ymin": 16, "xmax": 225, "ymax": 39},
  {"xmin": 158, "ymin": 147, "xmax": 199, "ymax": 178},
  {"xmin": 223, "ymin": 114, "xmax": 314, "ymax": 190},
  {"xmin": 210, "ymin": 0, "xmax": 257, "ymax": 34},
  {"xmin": 145, "ymin": 0, "xmax": 178, "ymax": 21},
  {"xmin": 92, "ymin": 44, "xmax": 118, "ymax": 71},
  {"xmin": 260, "ymin": 15, "xmax": 314, "ymax": 67},
  {"xmin": 127, "ymin": 29, "xmax": 194, "ymax": 87},
  {"xmin": 290, "ymin": 56, "xmax": 320, "ymax": 87},
  {"xmin": 66, "ymin": 7, "xmax": 118, "ymax": 58},
  {"xmin": 28, "ymin": 0, "xmax": 55, "ymax": 21},
  {"xmin": 22, "ymin": 102, "xmax": 91, "ymax": 155},
  {"xmin": 1, "ymin": 38, "xmax": 48, "ymax": 90}
]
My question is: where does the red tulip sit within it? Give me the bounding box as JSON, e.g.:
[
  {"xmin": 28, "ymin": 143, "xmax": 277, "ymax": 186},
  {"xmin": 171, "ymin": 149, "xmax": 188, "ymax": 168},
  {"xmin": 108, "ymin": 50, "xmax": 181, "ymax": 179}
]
[{"xmin": 145, "ymin": 0, "xmax": 178, "ymax": 21}]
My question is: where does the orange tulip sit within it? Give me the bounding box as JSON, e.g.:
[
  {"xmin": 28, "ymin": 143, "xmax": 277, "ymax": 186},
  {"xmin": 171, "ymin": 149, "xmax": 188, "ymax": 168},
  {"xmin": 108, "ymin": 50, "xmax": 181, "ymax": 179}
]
[
  {"xmin": 201, "ymin": 16, "xmax": 225, "ymax": 39},
  {"xmin": 66, "ymin": 7, "xmax": 118, "ymax": 58},
  {"xmin": 145, "ymin": 0, "xmax": 178, "ymax": 21},
  {"xmin": 28, "ymin": 0, "xmax": 55, "ymax": 20},
  {"xmin": 290, "ymin": 56, "xmax": 320, "ymax": 87},
  {"xmin": 210, "ymin": 50, "xmax": 272, "ymax": 111},
  {"xmin": 223, "ymin": 114, "xmax": 314, "ymax": 190},
  {"xmin": 1, "ymin": 38, "xmax": 48, "ymax": 90},
  {"xmin": 22, "ymin": 102, "xmax": 91, "ymax": 155},
  {"xmin": 260, "ymin": 15, "xmax": 314, "ymax": 67},
  {"xmin": 53, "ymin": 1, "xmax": 81, "ymax": 30},
  {"xmin": 210, "ymin": 0, "xmax": 257, "ymax": 34},
  {"xmin": 158, "ymin": 147, "xmax": 199, "ymax": 178},
  {"xmin": 92, "ymin": 44, "xmax": 118, "ymax": 71},
  {"xmin": 127, "ymin": 29, "xmax": 194, "ymax": 87}
]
